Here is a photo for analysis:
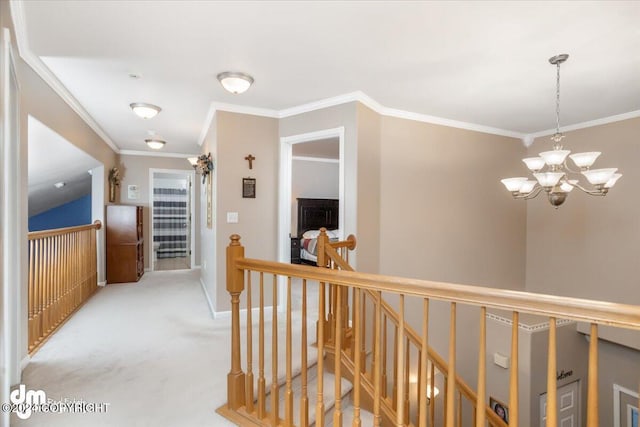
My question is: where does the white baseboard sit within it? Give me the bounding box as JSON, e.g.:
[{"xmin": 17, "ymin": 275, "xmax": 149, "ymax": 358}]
[
  {"xmin": 20, "ymin": 355, "xmax": 30, "ymax": 372},
  {"xmin": 199, "ymin": 277, "xmax": 216, "ymax": 319},
  {"xmin": 98, "ymin": 281, "xmax": 107, "ymax": 287}
]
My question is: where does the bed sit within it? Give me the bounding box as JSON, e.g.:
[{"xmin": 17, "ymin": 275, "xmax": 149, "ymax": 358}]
[{"xmin": 294, "ymin": 198, "xmax": 339, "ymax": 265}]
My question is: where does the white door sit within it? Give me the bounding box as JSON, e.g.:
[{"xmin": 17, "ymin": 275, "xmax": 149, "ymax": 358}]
[{"xmin": 540, "ymin": 380, "xmax": 580, "ymax": 427}]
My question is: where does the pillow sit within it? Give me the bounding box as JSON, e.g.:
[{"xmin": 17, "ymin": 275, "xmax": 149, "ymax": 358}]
[{"xmin": 302, "ymin": 229, "xmax": 341, "ymax": 239}]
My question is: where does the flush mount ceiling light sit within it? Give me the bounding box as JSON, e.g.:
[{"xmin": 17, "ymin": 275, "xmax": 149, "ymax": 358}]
[
  {"xmin": 54, "ymin": 182, "xmax": 65, "ymax": 189},
  {"xmin": 145, "ymin": 138, "xmax": 166, "ymax": 150},
  {"xmin": 217, "ymin": 71, "xmax": 254, "ymax": 94},
  {"xmin": 501, "ymin": 54, "xmax": 621, "ymax": 208},
  {"xmin": 130, "ymin": 102, "xmax": 161, "ymax": 119}
]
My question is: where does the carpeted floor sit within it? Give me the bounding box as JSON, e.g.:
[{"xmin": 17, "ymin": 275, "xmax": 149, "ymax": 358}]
[{"xmin": 12, "ymin": 269, "xmax": 318, "ymax": 427}]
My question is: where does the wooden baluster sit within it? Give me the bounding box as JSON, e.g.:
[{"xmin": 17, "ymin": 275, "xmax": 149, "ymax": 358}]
[
  {"xmin": 510, "ymin": 311, "xmax": 519, "ymax": 427},
  {"xmin": 546, "ymin": 317, "xmax": 557, "ymax": 427},
  {"xmin": 333, "ymin": 283, "xmax": 343, "ymax": 426},
  {"xmin": 37, "ymin": 237, "xmax": 43, "ymax": 342},
  {"xmin": 393, "ymin": 324, "xmax": 399, "ymax": 408},
  {"xmin": 316, "ymin": 281, "xmax": 326, "ymax": 427},
  {"xmin": 28, "ymin": 240, "xmax": 34, "ymax": 350},
  {"xmin": 361, "ymin": 294, "xmax": 367, "ymax": 374},
  {"xmin": 226, "ymin": 235, "xmax": 246, "ymax": 410},
  {"xmin": 285, "ymin": 277, "xmax": 293, "ymax": 426},
  {"xmin": 44, "ymin": 237, "xmax": 50, "ymax": 334},
  {"xmin": 300, "ymin": 279, "xmax": 309, "ymax": 427},
  {"xmin": 373, "ymin": 291, "xmax": 382, "ymax": 427},
  {"xmin": 404, "ymin": 337, "xmax": 410, "ymax": 425},
  {"xmin": 246, "ymin": 272, "xmax": 254, "ymax": 413},
  {"xmin": 352, "ymin": 287, "xmax": 362, "ymax": 427},
  {"xmin": 430, "ymin": 363, "xmax": 436, "ymax": 427},
  {"xmin": 396, "ymin": 295, "xmax": 406, "ymax": 426},
  {"xmin": 586, "ymin": 323, "xmax": 598, "ymax": 427},
  {"xmin": 271, "ymin": 274, "xmax": 279, "ymax": 425},
  {"xmin": 446, "ymin": 303, "xmax": 457, "ymax": 427},
  {"xmin": 457, "ymin": 391, "xmax": 462, "ymax": 427},
  {"xmin": 382, "ymin": 314, "xmax": 388, "ymax": 398},
  {"xmin": 257, "ymin": 273, "xmax": 266, "ymax": 419},
  {"xmin": 419, "ymin": 298, "xmax": 429, "ymax": 427},
  {"xmin": 476, "ymin": 306, "xmax": 487, "ymax": 427}
]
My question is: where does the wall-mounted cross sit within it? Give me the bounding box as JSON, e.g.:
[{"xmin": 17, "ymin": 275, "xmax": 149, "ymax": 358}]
[{"xmin": 245, "ymin": 154, "xmax": 255, "ymax": 169}]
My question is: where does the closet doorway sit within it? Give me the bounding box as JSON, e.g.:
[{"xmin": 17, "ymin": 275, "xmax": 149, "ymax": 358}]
[{"xmin": 149, "ymin": 169, "xmax": 195, "ymax": 271}]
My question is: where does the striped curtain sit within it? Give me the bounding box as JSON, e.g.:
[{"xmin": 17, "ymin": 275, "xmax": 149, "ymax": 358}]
[{"xmin": 153, "ymin": 188, "xmax": 188, "ymax": 259}]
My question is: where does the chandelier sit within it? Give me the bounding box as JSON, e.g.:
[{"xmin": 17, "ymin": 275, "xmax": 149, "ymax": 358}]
[{"xmin": 501, "ymin": 54, "xmax": 621, "ymax": 208}]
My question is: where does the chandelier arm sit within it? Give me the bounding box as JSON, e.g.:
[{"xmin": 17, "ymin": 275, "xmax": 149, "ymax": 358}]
[
  {"xmin": 562, "ymin": 160, "xmax": 581, "ymax": 174},
  {"xmin": 514, "ymin": 186, "xmax": 544, "ymax": 200},
  {"xmin": 570, "ymin": 181, "xmax": 605, "ymax": 196}
]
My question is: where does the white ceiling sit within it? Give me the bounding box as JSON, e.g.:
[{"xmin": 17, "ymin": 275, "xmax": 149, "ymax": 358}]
[
  {"xmin": 28, "ymin": 117, "xmax": 101, "ymax": 216},
  {"xmin": 16, "ymin": 1, "xmax": 640, "ymax": 155}
]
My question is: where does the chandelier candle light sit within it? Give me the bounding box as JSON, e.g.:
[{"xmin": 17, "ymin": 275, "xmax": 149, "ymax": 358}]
[{"xmin": 501, "ymin": 54, "xmax": 621, "ymax": 208}]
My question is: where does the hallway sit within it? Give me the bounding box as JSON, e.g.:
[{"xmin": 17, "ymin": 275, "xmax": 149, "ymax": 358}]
[{"xmin": 14, "ymin": 270, "xmax": 236, "ymax": 426}]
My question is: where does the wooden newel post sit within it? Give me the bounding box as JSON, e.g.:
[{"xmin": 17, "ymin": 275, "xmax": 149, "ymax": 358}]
[{"xmin": 227, "ymin": 234, "xmax": 246, "ymax": 410}]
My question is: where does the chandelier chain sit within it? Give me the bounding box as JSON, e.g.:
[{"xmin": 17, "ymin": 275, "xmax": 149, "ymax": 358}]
[{"xmin": 555, "ymin": 61, "xmax": 561, "ymax": 135}]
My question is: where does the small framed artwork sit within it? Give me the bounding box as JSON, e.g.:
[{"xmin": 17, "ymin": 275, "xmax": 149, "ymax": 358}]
[
  {"xmin": 243, "ymin": 177, "xmax": 256, "ymax": 198},
  {"xmin": 628, "ymin": 405, "xmax": 638, "ymax": 427},
  {"xmin": 615, "ymin": 384, "xmax": 639, "ymax": 427},
  {"xmin": 490, "ymin": 397, "xmax": 509, "ymax": 424}
]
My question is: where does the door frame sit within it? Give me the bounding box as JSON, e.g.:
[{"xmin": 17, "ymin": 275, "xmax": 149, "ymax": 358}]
[
  {"xmin": 148, "ymin": 168, "xmax": 196, "ymax": 271},
  {"xmin": 278, "ymin": 127, "xmax": 345, "ymax": 308}
]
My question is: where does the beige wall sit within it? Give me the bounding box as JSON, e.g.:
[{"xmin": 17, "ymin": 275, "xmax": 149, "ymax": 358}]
[
  {"xmin": 525, "ymin": 117, "xmax": 640, "ymax": 425},
  {"xmin": 118, "ymin": 155, "xmax": 201, "ymax": 269},
  {"xmin": 215, "ymin": 111, "xmax": 279, "ymax": 312}
]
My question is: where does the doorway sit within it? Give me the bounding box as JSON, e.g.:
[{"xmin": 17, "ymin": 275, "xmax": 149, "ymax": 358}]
[
  {"xmin": 149, "ymin": 169, "xmax": 195, "ymax": 271},
  {"xmin": 540, "ymin": 380, "xmax": 581, "ymax": 427}
]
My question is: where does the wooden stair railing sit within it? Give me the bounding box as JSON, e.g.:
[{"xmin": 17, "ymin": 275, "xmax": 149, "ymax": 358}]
[
  {"xmin": 218, "ymin": 232, "xmax": 640, "ymax": 427},
  {"xmin": 27, "ymin": 220, "xmax": 102, "ymax": 353}
]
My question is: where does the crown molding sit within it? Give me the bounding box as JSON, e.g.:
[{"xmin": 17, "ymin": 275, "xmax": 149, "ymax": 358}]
[
  {"xmin": 10, "ymin": 1, "xmax": 121, "ymax": 154},
  {"xmin": 486, "ymin": 311, "xmax": 574, "ymax": 333},
  {"xmin": 119, "ymin": 150, "xmax": 199, "ymax": 159},
  {"xmin": 526, "ymin": 109, "xmax": 640, "ymax": 141},
  {"xmin": 197, "ymin": 105, "xmax": 217, "ymax": 146},
  {"xmin": 292, "ymin": 155, "xmax": 339, "ymax": 164},
  {"xmin": 212, "ymin": 101, "xmax": 279, "ymax": 119}
]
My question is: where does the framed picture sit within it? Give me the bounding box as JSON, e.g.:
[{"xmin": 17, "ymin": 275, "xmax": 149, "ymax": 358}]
[
  {"xmin": 614, "ymin": 384, "xmax": 639, "ymax": 427},
  {"xmin": 490, "ymin": 397, "xmax": 509, "ymax": 424},
  {"xmin": 243, "ymin": 177, "xmax": 256, "ymax": 198},
  {"xmin": 627, "ymin": 405, "xmax": 638, "ymax": 427}
]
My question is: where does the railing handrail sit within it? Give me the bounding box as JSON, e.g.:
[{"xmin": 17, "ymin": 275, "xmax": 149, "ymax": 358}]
[
  {"xmin": 234, "ymin": 257, "xmax": 640, "ymax": 330},
  {"xmin": 28, "ymin": 220, "xmax": 102, "ymax": 240}
]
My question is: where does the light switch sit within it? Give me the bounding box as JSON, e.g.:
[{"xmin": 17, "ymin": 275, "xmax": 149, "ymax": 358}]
[
  {"xmin": 493, "ymin": 352, "xmax": 510, "ymax": 369},
  {"xmin": 227, "ymin": 212, "xmax": 239, "ymax": 223}
]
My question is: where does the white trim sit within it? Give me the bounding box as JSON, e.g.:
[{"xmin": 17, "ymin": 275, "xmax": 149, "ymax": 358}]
[
  {"xmin": 199, "ymin": 277, "xmax": 215, "ymax": 319},
  {"xmin": 98, "ymin": 281, "xmax": 106, "ymax": 287},
  {"xmin": 486, "ymin": 311, "xmax": 574, "ymax": 332},
  {"xmin": 292, "ymin": 156, "xmax": 339, "ymax": 164},
  {"xmin": 527, "ymin": 110, "xmax": 640, "ymax": 140},
  {"xmin": 10, "ymin": 1, "xmax": 120, "ymax": 153},
  {"xmin": 20, "ymin": 355, "xmax": 30, "ymax": 372},
  {"xmin": 279, "ymin": 92, "xmax": 364, "ymax": 118},
  {"xmin": 119, "ymin": 150, "xmax": 200, "ymax": 159},
  {"xmin": 197, "ymin": 105, "xmax": 217, "ymax": 146},
  {"xmin": 210, "ymin": 101, "xmax": 279, "ymax": 119},
  {"xmin": 614, "ymin": 383, "xmax": 639, "ymax": 427},
  {"xmin": 148, "ymin": 168, "xmax": 197, "ymax": 272}
]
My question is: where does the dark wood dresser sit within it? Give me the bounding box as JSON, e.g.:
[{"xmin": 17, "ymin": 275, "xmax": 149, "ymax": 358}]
[{"xmin": 106, "ymin": 205, "xmax": 144, "ymax": 283}]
